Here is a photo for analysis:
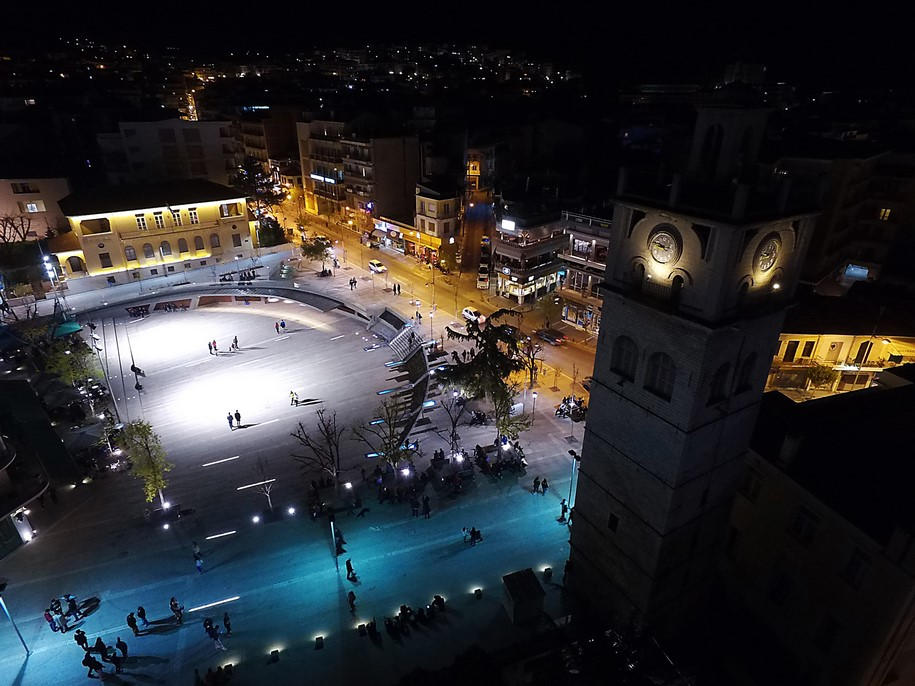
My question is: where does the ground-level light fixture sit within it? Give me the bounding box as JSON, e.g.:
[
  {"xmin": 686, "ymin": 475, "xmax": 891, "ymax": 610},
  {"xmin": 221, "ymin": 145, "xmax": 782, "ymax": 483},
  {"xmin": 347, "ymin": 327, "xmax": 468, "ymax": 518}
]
[
  {"xmin": 401, "ymin": 468, "xmax": 411, "ymax": 477},
  {"xmin": 162, "ymin": 501, "xmax": 171, "ymax": 510},
  {"xmin": 344, "ymin": 482, "xmax": 353, "ymax": 490},
  {"xmin": 252, "ymin": 515, "xmax": 260, "ymax": 524},
  {"xmin": 162, "ymin": 523, "xmax": 170, "ymax": 530},
  {"xmin": 287, "ymin": 507, "xmax": 296, "ymax": 516}
]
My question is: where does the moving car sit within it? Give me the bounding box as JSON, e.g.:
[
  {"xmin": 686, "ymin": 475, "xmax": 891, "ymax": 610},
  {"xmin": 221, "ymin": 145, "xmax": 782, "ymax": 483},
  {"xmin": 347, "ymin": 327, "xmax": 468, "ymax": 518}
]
[
  {"xmin": 462, "ymin": 307, "xmax": 482, "ymax": 322},
  {"xmin": 314, "ymin": 235, "xmax": 331, "ymax": 245},
  {"xmin": 534, "ymin": 328, "xmax": 567, "ymax": 345},
  {"xmin": 368, "ymin": 259, "xmax": 387, "ymax": 273}
]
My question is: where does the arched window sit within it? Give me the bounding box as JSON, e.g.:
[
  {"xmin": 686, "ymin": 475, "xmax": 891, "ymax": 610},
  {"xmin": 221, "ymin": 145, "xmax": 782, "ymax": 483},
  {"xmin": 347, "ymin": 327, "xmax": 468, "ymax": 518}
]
[
  {"xmin": 160, "ymin": 241, "xmax": 172, "ymax": 257},
  {"xmin": 707, "ymin": 362, "xmax": 730, "ymax": 405},
  {"xmin": 610, "ymin": 336, "xmax": 638, "ymax": 381},
  {"xmin": 736, "ymin": 352, "xmax": 757, "ymax": 393},
  {"xmin": 700, "ymin": 124, "xmax": 724, "ymax": 179},
  {"xmin": 142, "ymin": 243, "xmax": 154, "ymax": 259},
  {"xmin": 178, "ymin": 238, "xmax": 189, "ymax": 253},
  {"xmin": 632, "ymin": 262, "xmax": 645, "ymax": 290},
  {"xmin": 671, "ymin": 274, "xmax": 684, "ymax": 306},
  {"xmin": 66, "ymin": 256, "xmax": 86, "ymax": 273},
  {"xmin": 644, "ymin": 352, "xmax": 676, "ymax": 400},
  {"xmin": 210, "ymin": 233, "xmax": 221, "ymax": 248},
  {"xmin": 194, "ymin": 235, "xmax": 205, "ymax": 251},
  {"xmin": 124, "ymin": 245, "xmax": 137, "ymax": 261}
]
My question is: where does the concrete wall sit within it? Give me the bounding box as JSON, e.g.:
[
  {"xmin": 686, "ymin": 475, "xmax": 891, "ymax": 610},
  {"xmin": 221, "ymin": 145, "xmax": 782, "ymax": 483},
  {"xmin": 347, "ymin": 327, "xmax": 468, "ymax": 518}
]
[{"xmin": 0, "ymin": 177, "xmax": 70, "ymax": 234}]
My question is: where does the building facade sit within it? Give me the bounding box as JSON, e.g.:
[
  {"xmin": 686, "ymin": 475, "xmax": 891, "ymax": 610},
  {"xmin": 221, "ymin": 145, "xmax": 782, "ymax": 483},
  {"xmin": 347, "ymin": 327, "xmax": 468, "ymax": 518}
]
[
  {"xmin": 413, "ymin": 180, "xmax": 462, "ymax": 266},
  {"xmin": 492, "ymin": 205, "xmax": 564, "ymax": 304},
  {"xmin": 0, "ymin": 177, "xmax": 71, "ymax": 237},
  {"xmin": 557, "ymin": 210, "xmax": 612, "ymax": 332},
  {"xmin": 97, "ymin": 119, "xmax": 242, "ymax": 186},
  {"xmin": 52, "ymin": 180, "xmax": 257, "ymax": 286}
]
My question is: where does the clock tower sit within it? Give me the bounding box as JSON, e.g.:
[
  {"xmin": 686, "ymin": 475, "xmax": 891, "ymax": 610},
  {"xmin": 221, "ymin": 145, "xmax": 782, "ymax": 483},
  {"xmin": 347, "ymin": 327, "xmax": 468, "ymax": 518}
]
[{"xmin": 568, "ymin": 105, "xmax": 817, "ymax": 637}]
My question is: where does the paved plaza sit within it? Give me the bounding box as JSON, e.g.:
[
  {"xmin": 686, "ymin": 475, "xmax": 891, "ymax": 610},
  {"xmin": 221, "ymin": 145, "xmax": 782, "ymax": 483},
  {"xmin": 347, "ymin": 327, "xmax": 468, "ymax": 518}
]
[{"xmin": 0, "ymin": 277, "xmax": 582, "ymax": 685}]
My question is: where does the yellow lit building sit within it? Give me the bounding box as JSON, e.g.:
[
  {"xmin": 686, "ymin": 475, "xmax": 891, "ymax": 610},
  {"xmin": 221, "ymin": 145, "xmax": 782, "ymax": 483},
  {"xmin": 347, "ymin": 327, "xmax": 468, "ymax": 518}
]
[{"xmin": 52, "ymin": 180, "xmax": 257, "ymax": 287}]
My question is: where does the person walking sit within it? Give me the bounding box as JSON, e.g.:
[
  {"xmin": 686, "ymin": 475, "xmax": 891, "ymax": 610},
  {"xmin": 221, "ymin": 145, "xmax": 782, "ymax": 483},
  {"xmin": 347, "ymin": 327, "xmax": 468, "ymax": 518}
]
[
  {"xmin": 74, "ymin": 628, "xmax": 89, "ymax": 650},
  {"xmin": 212, "ymin": 340, "xmax": 218, "ymax": 355},
  {"xmin": 222, "ymin": 612, "xmax": 232, "ymax": 636},
  {"xmin": 345, "ymin": 558, "xmax": 356, "ymax": 581},
  {"xmin": 290, "ymin": 390, "xmax": 298, "ymax": 406},
  {"xmin": 93, "ymin": 636, "xmax": 108, "ymax": 659},
  {"xmin": 559, "ymin": 498, "xmax": 569, "ymax": 522},
  {"xmin": 207, "ymin": 624, "xmax": 228, "ymax": 651},
  {"xmin": 234, "ymin": 410, "xmax": 241, "ymax": 427},
  {"xmin": 532, "ymin": 476, "xmax": 541, "ymax": 494},
  {"xmin": 126, "ymin": 612, "xmax": 140, "ymax": 636},
  {"xmin": 83, "ymin": 652, "xmax": 104, "ymax": 678},
  {"xmin": 226, "ymin": 413, "xmax": 234, "ymax": 430},
  {"xmin": 347, "ymin": 590, "xmax": 356, "ymax": 613},
  {"xmin": 410, "ymin": 496, "xmax": 420, "ymax": 517},
  {"xmin": 115, "ymin": 636, "xmax": 128, "ymax": 659},
  {"xmin": 136, "ymin": 606, "xmax": 148, "ymax": 628},
  {"xmin": 207, "ymin": 341, "xmax": 213, "ymax": 355},
  {"xmin": 422, "ymin": 495, "xmax": 431, "ymax": 519},
  {"xmin": 232, "ymin": 335, "xmax": 239, "ymax": 351},
  {"xmin": 275, "ymin": 321, "xmax": 280, "ymax": 334},
  {"xmin": 195, "ymin": 554, "xmax": 204, "ymax": 574},
  {"xmin": 43, "ymin": 608, "xmax": 59, "ymax": 633},
  {"xmin": 192, "ymin": 541, "xmax": 200, "ymax": 557},
  {"xmin": 66, "ymin": 595, "xmax": 82, "ymax": 620},
  {"xmin": 170, "ymin": 597, "xmax": 183, "ymax": 624},
  {"xmin": 541, "ymin": 477, "xmax": 549, "ymax": 496},
  {"xmin": 279, "ymin": 320, "xmax": 286, "ymax": 330}
]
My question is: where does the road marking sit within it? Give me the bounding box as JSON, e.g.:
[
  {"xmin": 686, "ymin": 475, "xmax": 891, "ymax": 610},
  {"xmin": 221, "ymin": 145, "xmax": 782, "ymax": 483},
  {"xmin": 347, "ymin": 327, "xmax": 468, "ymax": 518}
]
[
  {"xmin": 205, "ymin": 530, "xmax": 237, "ymax": 540},
  {"xmin": 237, "ymin": 358, "xmax": 262, "ymax": 367},
  {"xmin": 329, "ymin": 334, "xmax": 344, "ymax": 341},
  {"xmin": 188, "ymin": 596, "xmax": 241, "ymax": 613},
  {"xmin": 236, "ymin": 478, "xmax": 276, "ymax": 491},
  {"xmin": 202, "ymin": 455, "xmax": 240, "ymax": 467},
  {"xmin": 252, "ymin": 418, "xmax": 280, "ymax": 428},
  {"xmin": 275, "ymin": 334, "xmax": 290, "ymax": 341}
]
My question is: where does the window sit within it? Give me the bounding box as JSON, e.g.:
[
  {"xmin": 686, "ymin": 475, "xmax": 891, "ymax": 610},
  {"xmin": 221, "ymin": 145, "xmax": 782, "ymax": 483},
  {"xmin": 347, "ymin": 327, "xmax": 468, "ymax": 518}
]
[
  {"xmin": 801, "ymin": 341, "xmax": 815, "ymax": 358},
  {"xmin": 167, "ymin": 266, "xmax": 175, "ymax": 272},
  {"xmin": 135, "ymin": 214, "xmax": 148, "ymax": 230},
  {"xmin": 194, "ymin": 236, "xmax": 204, "ymax": 251},
  {"xmin": 854, "ymin": 340, "xmax": 872, "ymax": 365},
  {"xmin": 419, "ymin": 201, "xmax": 425, "ymax": 213},
  {"xmin": 99, "ymin": 252, "xmax": 113, "ymax": 268},
  {"xmin": 171, "ymin": 210, "xmax": 182, "ymax": 226},
  {"xmin": 783, "ymin": 340, "xmax": 799, "ymax": 362},
  {"xmin": 150, "ymin": 269, "xmax": 159, "ymax": 275},
  {"xmin": 788, "ymin": 507, "xmax": 819, "ymax": 545},
  {"xmin": 142, "ymin": 243, "xmax": 154, "ymax": 259},
  {"xmin": 878, "ymin": 208, "xmax": 892, "ymax": 221},
  {"xmin": 739, "ymin": 468, "xmax": 762, "ymax": 502},
  {"xmin": 153, "ymin": 212, "xmax": 165, "ymax": 229},
  {"xmin": 10, "ymin": 182, "xmax": 39, "ymax": 194},
  {"xmin": 21, "ymin": 200, "xmax": 46, "ymax": 213},
  {"xmin": 200, "ymin": 260, "xmax": 207, "ymax": 266},
  {"xmin": 124, "ymin": 245, "xmax": 137, "ymax": 261},
  {"xmin": 160, "ymin": 241, "xmax": 172, "ymax": 257},
  {"xmin": 232, "ymin": 233, "xmax": 242, "ymax": 247},
  {"xmin": 736, "ymin": 352, "xmax": 757, "ymax": 393},
  {"xmin": 707, "ymin": 363, "xmax": 730, "ymax": 405},
  {"xmin": 178, "ymin": 238, "xmax": 189, "ymax": 253},
  {"xmin": 188, "ymin": 207, "xmax": 199, "ymax": 224},
  {"xmin": 79, "ymin": 218, "xmax": 111, "ymax": 235},
  {"xmin": 607, "ymin": 513, "xmax": 619, "ymax": 532},
  {"xmin": 610, "ymin": 336, "xmax": 638, "ymax": 381},
  {"xmin": 644, "ymin": 352, "xmax": 676, "ymax": 400},
  {"xmin": 814, "ymin": 616, "xmax": 840, "ymax": 653},
  {"xmin": 210, "ymin": 234, "xmax": 220, "ymax": 248},
  {"xmin": 219, "ymin": 202, "xmax": 241, "ymax": 218},
  {"xmin": 841, "ymin": 549, "xmax": 870, "ymax": 589}
]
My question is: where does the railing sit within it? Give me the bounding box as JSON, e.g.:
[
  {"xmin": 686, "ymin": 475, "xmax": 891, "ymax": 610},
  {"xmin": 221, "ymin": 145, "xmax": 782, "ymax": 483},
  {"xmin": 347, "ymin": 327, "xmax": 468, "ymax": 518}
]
[{"xmin": 120, "ymin": 220, "xmax": 222, "ymax": 239}]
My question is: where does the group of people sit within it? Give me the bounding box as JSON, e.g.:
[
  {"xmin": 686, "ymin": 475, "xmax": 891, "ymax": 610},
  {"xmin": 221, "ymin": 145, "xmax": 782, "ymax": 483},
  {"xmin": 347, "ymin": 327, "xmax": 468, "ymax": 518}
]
[
  {"xmin": 555, "ymin": 395, "xmax": 587, "ymax": 419},
  {"xmin": 273, "ymin": 320, "xmax": 287, "ymax": 333},
  {"xmin": 207, "ymin": 336, "xmax": 240, "ymax": 356},
  {"xmin": 43, "ymin": 594, "xmax": 81, "ymax": 633},
  {"xmin": 462, "ymin": 526, "xmax": 483, "ymax": 545},
  {"xmin": 76, "ymin": 632, "xmax": 128, "ymax": 677},
  {"xmin": 226, "ymin": 410, "xmax": 243, "ymax": 430},
  {"xmin": 532, "ymin": 476, "xmax": 550, "ymax": 495}
]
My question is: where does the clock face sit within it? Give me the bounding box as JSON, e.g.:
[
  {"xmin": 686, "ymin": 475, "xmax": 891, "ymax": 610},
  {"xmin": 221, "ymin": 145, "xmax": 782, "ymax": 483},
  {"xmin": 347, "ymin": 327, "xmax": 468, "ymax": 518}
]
[
  {"xmin": 756, "ymin": 236, "xmax": 780, "ymax": 272},
  {"xmin": 649, "ymin": 230, "xmax": 679, "ymax": 264}
]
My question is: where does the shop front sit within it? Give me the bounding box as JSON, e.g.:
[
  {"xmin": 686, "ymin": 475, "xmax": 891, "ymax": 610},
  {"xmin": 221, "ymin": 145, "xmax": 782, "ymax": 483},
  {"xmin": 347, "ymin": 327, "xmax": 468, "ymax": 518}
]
[
  {"xmin": 402, "ymin": 230, "xmax": 441, "ymax": 263},
  {"xmin": 372, "ymin": 219, "xmax": 407, "ymax": 253},
  {"xmin": 496, "ymin": 270, "xmax": 559, "ymax": 304}
]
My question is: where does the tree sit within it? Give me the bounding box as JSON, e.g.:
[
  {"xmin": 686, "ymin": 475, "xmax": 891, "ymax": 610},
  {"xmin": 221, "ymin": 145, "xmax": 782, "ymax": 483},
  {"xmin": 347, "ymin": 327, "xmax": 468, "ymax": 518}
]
[
  {"xmin": 291, "ymin": 408, "xmax": 346, "ymax": 487},
  {"xmin": 235, "ymin": 156, "xmax": 286, "ymax": 218},
  {"xmin": 0, "ymin": 214, "xmax": 43, "ymax": 247},
  {"xmin": 536, "ymin": 293, "xmax": 563, "ymax": 328},
  {"xmin": 254, "ymin": 457, "xmax": 275, "ymax": 511},
  {"xmin": 439, "ymin": 387, "xmax": 468, "ymax": 454},
  {"xmin": 45, "ymin": 338, "xmax": 98, "ymax": 390},
  {"xmin": 257, "ymin": 216, "xmax": 286, "ymax": 248},
  {"xmin": 491, "ymin": 381, "xmax": 532, "ymax": 442},
  {"xmin": 519, "ymin": 337, "xmax": 543, "ymax": 388},
  {"xmin": 352, "ymin": 399, "xmax": 419, "ymax": 473},
  {"xmin": 300, "ymin": 239, "xmax": 329, "ymax": 273},
  {"xmin": 121, "ymin": 420, "xmax": 172, "ymax": 506},
  {"xmin": 807, "ymin": 363, "xmax": 838, "ymax": 389}
]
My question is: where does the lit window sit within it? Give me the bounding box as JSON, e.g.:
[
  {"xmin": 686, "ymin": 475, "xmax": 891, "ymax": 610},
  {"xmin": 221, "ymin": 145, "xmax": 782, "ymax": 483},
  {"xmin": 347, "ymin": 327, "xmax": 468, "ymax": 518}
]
[
  {"xmin": 878, "ymin": 208, "xmax": 891, "ymax": 221},
  {"xmin": 23, "ymin": 201, "xmax": 45, "ymax": 213},
  {"xmin": 135, "ymin": 214, "xmax": 148, "ymax": 230},
  {"xmin": 153, "ymin": 212, "xmax": 165, "ymax": 229},
  {"xmin": 219, "ymin": 202, "xmax": 241, "ymax": 218},
  {"xmin": 188, "ymin": 208, "xmax": 199, "ymax": 224}
]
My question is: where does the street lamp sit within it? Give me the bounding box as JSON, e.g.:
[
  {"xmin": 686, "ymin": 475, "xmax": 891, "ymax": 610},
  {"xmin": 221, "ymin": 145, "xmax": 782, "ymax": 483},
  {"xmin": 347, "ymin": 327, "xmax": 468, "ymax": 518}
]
[
  {"xmin": 567, "ymin": 449, "xmax": 581, "ymax": 507},
  {"xmin": 429, "ymin": 310, "xmax": 434, "ymax": 342},
  {"xmin": 532, "ymin": 391, "xmax": 538, "ymax": 425}
]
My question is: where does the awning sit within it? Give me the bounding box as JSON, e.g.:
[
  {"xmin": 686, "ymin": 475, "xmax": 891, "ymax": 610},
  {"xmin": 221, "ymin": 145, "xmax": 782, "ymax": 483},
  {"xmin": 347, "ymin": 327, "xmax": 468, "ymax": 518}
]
[{"xmin": 53, "ymin": 321, "xmax": 83, "ymax": 338}]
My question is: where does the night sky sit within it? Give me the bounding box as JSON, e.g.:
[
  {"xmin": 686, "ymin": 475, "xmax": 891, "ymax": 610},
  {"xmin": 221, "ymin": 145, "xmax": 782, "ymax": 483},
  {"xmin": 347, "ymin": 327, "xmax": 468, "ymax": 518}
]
[{"xmin": 8, "ymin": 2, "xmax": 912, "ymax": 87}]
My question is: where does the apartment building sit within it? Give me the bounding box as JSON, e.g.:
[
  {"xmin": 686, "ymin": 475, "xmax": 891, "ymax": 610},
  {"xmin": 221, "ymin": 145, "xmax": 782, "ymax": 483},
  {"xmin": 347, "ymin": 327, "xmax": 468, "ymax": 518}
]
[
  {"xmin": 413, "ymin": 179, "xmax": 462, "ymax": 265},
  {"xmin": 492, "ymin": 202, "xmax": 564, "ymax": 304},
  {"xmin": 97, "ymin": 119, "xmax": 242, "ymax": 186},
  {"xmin": 51, "ymin": 179, "xmax": 256, "ymax": 287},
  {"xmin": 239, "ymin": 106, "xmax": 300, "ymax": 169},
  {"xmin": 0, "ymin": 177, "xmax": 70, "ymax": 236},
  {"xmin": 556, "ymin": 210, "xmax": 611, "ymax": 332}
]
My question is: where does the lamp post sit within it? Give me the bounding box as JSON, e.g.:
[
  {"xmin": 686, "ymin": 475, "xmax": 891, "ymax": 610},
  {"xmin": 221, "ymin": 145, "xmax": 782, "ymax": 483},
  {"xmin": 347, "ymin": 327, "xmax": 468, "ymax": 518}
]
[
  {"xmin": 567, "ymin": 449, "xmax": 581, "ymax": 507},
  {"xmin": 0, "ymin": 583, "xmax": 30, "ymax": 656},
  {"xmin": 429, "ymin": 310, "xmax": 434, "ymax": 342},
  {"xmin": 531, "ymin": 391, "xmax": 538, "ymax": 425}
]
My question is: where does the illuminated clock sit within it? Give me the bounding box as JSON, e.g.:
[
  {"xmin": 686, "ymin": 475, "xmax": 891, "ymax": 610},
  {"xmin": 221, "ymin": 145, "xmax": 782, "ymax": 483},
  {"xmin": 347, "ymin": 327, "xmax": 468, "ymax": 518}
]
[
  {"xmin": 649, "ymin": 229, "xmax": 680, "ymax": 264},
  {"xmin": 755, "ymin": 235, "xmax": 780, "ymax": 272}
]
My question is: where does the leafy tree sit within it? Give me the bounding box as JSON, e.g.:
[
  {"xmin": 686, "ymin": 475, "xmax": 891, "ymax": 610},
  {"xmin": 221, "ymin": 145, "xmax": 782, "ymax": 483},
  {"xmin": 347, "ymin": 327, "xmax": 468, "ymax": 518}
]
[
  {"xmin": 45, "ymin": 338, "xmax": 98, "ymax": 389},
  {"xmin": 121, "ymin": 420, "xmax": 172, "ymax": 506},
  {"xmin": 291, "ymin": 408, "xmax": 346, "ymax": 487},
  {"xmin": 257, "ymin": 216, "xmax": 286, "ymax": 247},
  {"xmin": 536, "ymin": 293, "xmax": 563, "ymax": 328},
  {"xmin": 352, "ymin": 399, "xmax": 419, "ymax": 472},
  {"xmin": 519, "ymin": 336, "xmax": 543, "ymax": 388},
  {"xmin": 491, "ymin": 381, "xmax": 532, "ymax": 442},
  {"xmin": 807, "ymin": 363, "xmax": 838, "ymax": 389},
  {"xmin": 235, "ymin": 156, "xmax": 286, "ymax": 217},
  {"xmin": 300, "ymin": 239, "xmax": 329, "ymax": 272}
]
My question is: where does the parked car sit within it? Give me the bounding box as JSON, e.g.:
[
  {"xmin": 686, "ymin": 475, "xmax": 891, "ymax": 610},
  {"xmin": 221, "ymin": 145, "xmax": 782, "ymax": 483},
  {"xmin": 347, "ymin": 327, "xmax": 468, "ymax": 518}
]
[
  {"xmin": 535, "ymin": 328, "xmax": 567, "ymax": 345},
  {"xmin": 314, "ymin": 235, "xmax": 331, "ymax": 245},
  {"xmin": 462, "ymin": 307, "xmax": 483, "ymax": 322},
  {"xmin": 368, "ymin": 259, "xmax": 387, "ymax": 273},
  {"xmin": 476, "ymin": 275, "xmax": 489, "ymax": 290},
  {"xmin": 582, "ymin": 376, "xmax": 594, "ymax": 392}
]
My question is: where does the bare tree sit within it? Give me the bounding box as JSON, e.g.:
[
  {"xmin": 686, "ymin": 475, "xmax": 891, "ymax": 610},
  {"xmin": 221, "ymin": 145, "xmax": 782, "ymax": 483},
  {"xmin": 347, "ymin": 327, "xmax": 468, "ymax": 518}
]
[
  {"xmin": 0, "ymin": 214, "xmax": 40, "ymax": 245},
  {"xmin": 439, "ymin": 387, "xmax": 468, "ymax": 454},
  {"xmin": 291, "ymin": 408, "xmax": 346, "ymax": 487},
  {"xmin": 254, "ymin": 457, "xmax": 275, "ymax": 511},
  {"xmin": 518, "ymin": 337, "xmax": 543, "ymax": 388},
  {"xmin": 352, "ymin": 399, "xmax": 419, "ymax": 472}
]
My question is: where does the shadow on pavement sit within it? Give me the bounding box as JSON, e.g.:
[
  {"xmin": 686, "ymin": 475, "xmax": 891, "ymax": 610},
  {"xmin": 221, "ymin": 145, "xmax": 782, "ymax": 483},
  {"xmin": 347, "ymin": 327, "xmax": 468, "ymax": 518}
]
[{"xmin": 10, "ymin": 654, "xmax": 28, "ymax": 686}]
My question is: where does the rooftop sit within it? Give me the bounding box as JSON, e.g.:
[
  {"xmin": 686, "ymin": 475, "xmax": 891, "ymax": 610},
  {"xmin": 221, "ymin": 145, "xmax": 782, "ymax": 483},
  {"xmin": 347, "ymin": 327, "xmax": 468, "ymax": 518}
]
[
  {"xmin": 752, "ymin": 364, "xmax": 915, "ymax": 545},
  {"xmin": 59, "ymin": 179, "xmax": 244, "ymax": 217},
  {"xmin": 416, "ymin": 177, "xmax": 462, "ymax": 198},
  {"xmin": 783, "ymin": 283, "xmax": 915, "ymax": 337}
]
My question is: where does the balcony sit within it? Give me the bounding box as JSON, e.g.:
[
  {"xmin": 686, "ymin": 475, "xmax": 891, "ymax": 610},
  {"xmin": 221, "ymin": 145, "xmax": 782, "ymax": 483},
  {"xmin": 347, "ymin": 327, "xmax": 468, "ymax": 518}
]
[{"xmin": 493, "ymin": 233, "xmax": 566, "ymax": 261}]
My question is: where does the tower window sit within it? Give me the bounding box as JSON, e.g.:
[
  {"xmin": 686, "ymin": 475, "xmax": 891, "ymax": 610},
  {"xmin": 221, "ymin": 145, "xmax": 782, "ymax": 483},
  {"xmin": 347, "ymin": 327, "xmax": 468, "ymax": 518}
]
[
  {"xmin": 707, "ymin": 362, "xmax": 730, "ymax": 405},
  {"xmin": 736, "ymin": 353, "xmax": 757, "ymax": 393},
  {"xmin": 878, "ymin": 208, "xmax": 891, "ymax": 221},
  {"xmin": 610, "ymin": 336, "xmax": 638, "ymax": 381},
  {"xmin": 644, "ymin": 352, "xmax": 676, "ymax": 400}
]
